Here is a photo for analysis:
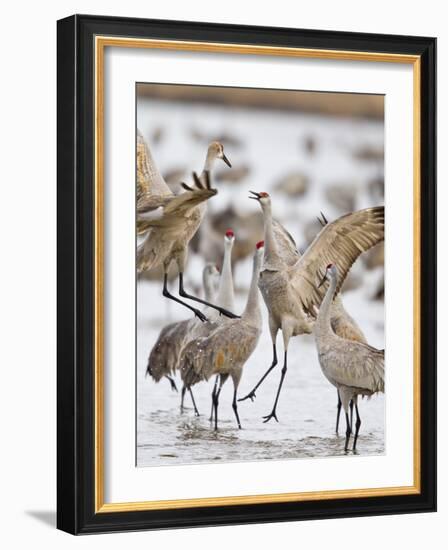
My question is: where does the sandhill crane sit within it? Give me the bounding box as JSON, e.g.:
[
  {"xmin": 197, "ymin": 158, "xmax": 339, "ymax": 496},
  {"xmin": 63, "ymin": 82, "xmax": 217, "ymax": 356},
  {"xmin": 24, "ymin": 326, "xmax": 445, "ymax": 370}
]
[
  {"xmin": 331, "ymin": 294, "xmax": 367, "ymax": 433},
  {"xmin": 315, "ymin": 263, "xmax": 384, "ymax": 451},
  {"xmin": 317, "ymin": 212, "xmax": 368, "ymax": 433},
  {"xmin": 239, "ymin": 191, "xmax": 384, "ymax": 424},
  {"xmin": 206, "ymin": 229, "xmax": 236, "ymax": 420},
  {"xmin": 136, "ymin": 131, "xmax": 235, "ymax": 321},
  {"xmin": 180, "ymin": 242, "xmax": 264, "ymax": 430},
  {"xmin": 180, "ymin": 229, "xmax": 237, "ymax": 414},
  {"xmin": 147, "ymin": 230, "xmax": 237, "ymax": 415},
  {"xmin": 137, "ymin": 130, "xmax": 231, "ymax": 204},
  {"xmin": 209, "ymin": 229, "xmax": 236, "ymax": 320},
  {"xmin": 146, "ymin": 264, "xmax": 219, "ymax": 402}
]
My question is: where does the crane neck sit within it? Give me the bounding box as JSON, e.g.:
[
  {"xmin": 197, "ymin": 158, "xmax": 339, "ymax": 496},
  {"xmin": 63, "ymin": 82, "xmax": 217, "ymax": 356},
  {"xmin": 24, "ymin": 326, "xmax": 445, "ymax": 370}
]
[
  {"xmin": 243, "ymin": 253, "xmax": 262, "ymax": 328},
  {"xmin": 316, "ymin": 271, "xmax": 338, "ymax": 337},
  {"xmin": 261, "ymin": 204, "xmax": 283, "ymax": 269},
  {"xmin": 217, "ymin": 241, "xmax": 235, "ymax": 311},
  {"xmin": 197, "ymin": 150, "xmax": 218, "ymax": 188},
  {"xmin": 204, "ymin": 149, "xmax": 217, "ymax": 172},
  {"xmin": 330, "ymin": 293, "xmax": 345, "ymax": 316},
  {"xmin": 203, "ymin": 272, "xmax": 218, "ymax": 303}
]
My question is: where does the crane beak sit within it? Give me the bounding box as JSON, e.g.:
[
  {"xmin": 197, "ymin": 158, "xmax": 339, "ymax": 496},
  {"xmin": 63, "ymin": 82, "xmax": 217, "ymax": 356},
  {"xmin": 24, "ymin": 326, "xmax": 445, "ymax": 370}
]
[
  {"xmin": 249, "ymin": 190, "xmax": 261, "ymax": 200},
  {"xmin": 222, "ymin": 153, "xmax": 232, "ymax": 168},
  {"xmin": 317, "ymin": 273, "xmax": 328, "ymax": 289}
]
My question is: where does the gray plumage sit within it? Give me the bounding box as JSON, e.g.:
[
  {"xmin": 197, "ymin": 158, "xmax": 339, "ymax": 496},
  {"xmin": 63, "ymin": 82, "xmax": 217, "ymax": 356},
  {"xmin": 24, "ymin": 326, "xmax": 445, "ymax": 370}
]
[
  {"xmin": 259, "ymin": 201, "xmax": 384, "ymax": 337},
  {"xmin": 136, "ymin": 172, "xmax": 216, "ymax": 273},
  {"xmin": 136, "ymin": 133, "xmax": 230, "ymax": 274},
  {"xmin": 329, "ymin": 293, "xmax": 367, "ymax": 433},
  {"xmin": 315, "ymin": 264, "xmax": 384, "ymax": 451},
  {"xmin": 146, "ymin": 264, "xmax": 219, "ymax": 386},
  {"xmin": 271, "ymin": 219, "xmax": 301, "ymax": 266},
  {"xmin": 330, "ymin": 295, "xmax": 367, "ymax": 344},
  {"xmin": 147, "ymin": 319, "xmax": 193, "ymax": 383},
  {"xmin": 180, "ymin": 244, "xmax": 264, "ymax": 429},
  {"xmin": 180, "ymin": 322, "xmax": 260, "ymax": 389},
  {"xmin": 136, "ymin": 132, "xmax": 236, "ymax": 322},
  {"xmin": 136, "ymin": 129, "xmax": 171, "ymax": 200},
  {"xmin": 312, "ymin": 212, "xmax": 368, "ymax": 432},
  {"xmin": 240, "ymin": 191, "xmax": 384, "ymax": 423}
]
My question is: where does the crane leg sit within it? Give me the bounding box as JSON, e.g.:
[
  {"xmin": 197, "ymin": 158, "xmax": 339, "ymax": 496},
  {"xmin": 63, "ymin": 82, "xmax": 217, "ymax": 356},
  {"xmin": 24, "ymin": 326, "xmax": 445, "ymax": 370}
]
[
  {"xmin": 180, "ymin": 385, "xmax": 186, "ymax": 413},
  {"xmin": 238, "ymin": 344, "xmax": 278, "ymax": 402},
  {"xmin": 262, "ymin": 350, "xmax": 287, "ymax": 423},
  {"xmin": 189, "ymin": 388, "xmax": 200, "ymax": 416},
  {"xmin": 178, "ymin": 273, "xmax": 240, "ymax": 319},
  {"xmin": 162, "ymin": 274, "xmax": 207, "ymax": 322},
  {"xmin": 336, "ymin": 391, "xmax": 342, "ymax": 434},
  {"xmin": 344, "ymin": 412, "xmax": 352, "ymax": 452},
  {"xmin": 352, "ymin": 404, "xmax": 362, "ymax": 451},
  {"xmin": 209, "ymin": 376, "xmax": 219, "ymax": 422},
  {"xmin": 232, "ymin": 388, "xmax": 242, "ymax": 429},
  {"xmin": 349, "ymin": 400, "xmax": 354, "ymax": 431},
  {"xmin": 166, "ymin": 376, "xmax": 178, "ymax": 392},
  {"xmin": 212, "ymin": 386, "xmax": 222, "ymax": 431}
]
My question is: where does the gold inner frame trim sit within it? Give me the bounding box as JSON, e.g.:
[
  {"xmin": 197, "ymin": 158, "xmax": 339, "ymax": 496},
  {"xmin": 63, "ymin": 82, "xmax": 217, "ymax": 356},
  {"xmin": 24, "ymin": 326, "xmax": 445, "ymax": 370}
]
[{"xmin": 94, "ymin": 35, "xmax": 421, "ymax": 513}]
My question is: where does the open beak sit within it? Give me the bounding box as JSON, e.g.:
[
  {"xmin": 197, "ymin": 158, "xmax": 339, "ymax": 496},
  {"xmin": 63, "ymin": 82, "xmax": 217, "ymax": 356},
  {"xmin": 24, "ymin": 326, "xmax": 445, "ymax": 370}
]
[
  {"xmin": 222, "ymin": 153, "xmax": 232, "ymax": 168},
  {"xmin": 317, "ymin": 272, "xmax": 328, "ymax": 289},
  {"xmin": 249, "ymin": 190, "xmax": 261, "ymax": 201}
]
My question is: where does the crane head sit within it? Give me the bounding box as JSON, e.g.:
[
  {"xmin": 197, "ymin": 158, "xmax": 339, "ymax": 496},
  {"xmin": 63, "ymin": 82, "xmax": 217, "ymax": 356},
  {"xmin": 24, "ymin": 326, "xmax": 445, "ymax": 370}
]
[
  {"xmin": 209, "ymin": 141, "xmax": 232, "ymax": 167},
  {"xmin": 249, "ymin": 191, "xmax": 271, "ymax": 210},
  {"xmin": 225, "ymin": 228, "xmax": 235, "ymax": 242}
]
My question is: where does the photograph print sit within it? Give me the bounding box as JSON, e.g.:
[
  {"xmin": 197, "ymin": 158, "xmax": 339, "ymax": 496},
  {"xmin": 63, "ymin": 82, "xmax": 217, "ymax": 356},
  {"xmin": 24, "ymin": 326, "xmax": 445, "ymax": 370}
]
[{"xmin": 136, "ymin": 83, "xmax": 385, "ymax": 468}]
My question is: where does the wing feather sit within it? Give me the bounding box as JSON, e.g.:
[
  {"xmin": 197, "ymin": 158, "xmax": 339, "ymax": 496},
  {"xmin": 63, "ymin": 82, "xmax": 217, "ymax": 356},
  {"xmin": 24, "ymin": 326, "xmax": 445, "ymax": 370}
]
[
  {"xmin": 136, "ymin": 130, "xmax": 172, "ymax": 198},
  {"xmin": 137, "ymin": 187, "xmax": 217, "ymax": 234},
  {"xmin": 291, "ymin": 206, "xmax": 384, "ymax": 313},
  {"xmin": 272, "ymin": 219, "xmax": 301, "ymax": 266}
]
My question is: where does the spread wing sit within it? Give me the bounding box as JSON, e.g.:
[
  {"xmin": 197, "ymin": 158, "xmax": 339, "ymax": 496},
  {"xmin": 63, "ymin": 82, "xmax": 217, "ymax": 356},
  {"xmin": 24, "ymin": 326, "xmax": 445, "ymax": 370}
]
[
  {"xmin": 272, "ymin": 219, "xmax": 301, "ymax": 266},
  {"xmin": 136, "ymin": 129, "xmax": 172, "ymax": 199},
  {"xmin": 291, "ymin": 206, "xmax": 384, "ymax": 315},
  {"xmin": 137, "ymin": 184, "xmax": 217, "ymax": 234}
]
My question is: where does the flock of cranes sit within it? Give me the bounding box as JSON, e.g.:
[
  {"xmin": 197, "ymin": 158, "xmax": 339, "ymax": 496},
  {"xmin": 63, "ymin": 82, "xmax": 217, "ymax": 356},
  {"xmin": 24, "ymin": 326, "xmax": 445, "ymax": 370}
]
[{"xmin": 138, "ymin": 130, "xmax": 385, "ymax": 452}]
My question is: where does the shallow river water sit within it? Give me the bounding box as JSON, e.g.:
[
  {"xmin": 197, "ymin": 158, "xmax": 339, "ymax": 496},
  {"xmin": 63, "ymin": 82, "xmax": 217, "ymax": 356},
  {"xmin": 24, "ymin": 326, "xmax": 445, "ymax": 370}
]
[
  {"xmin": 137, "ymin": 283, "xmax": 385, "ymax": 467},
  {"xmin": 136, "ymin": 100, "xmax": 385, "ymax": 468}
]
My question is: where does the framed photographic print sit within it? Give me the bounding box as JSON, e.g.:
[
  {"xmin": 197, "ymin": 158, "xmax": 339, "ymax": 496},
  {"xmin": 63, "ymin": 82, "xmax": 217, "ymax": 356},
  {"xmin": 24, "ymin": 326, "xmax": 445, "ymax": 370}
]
[{"xmin": 57, "ymin": 14, "xmax": 436, "ymax": 534}]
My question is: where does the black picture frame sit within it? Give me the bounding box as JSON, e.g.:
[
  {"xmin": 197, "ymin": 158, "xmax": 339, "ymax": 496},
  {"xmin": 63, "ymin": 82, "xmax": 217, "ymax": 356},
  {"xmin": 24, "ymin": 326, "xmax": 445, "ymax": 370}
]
[{"xmin": 57, "ymin": 14, "xmax": 436, "ymax": 535}]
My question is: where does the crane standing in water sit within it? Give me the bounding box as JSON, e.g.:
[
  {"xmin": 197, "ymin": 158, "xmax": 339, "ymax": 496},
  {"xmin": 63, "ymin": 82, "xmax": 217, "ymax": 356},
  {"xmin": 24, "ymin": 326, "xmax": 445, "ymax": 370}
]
[
  {"xmin": 239, "ymin": 191, "xmax": 384, "ymax": 424},
  {"xmin": 146, "ymin": 263, "xmax": 219, "ymax": 411},
  {"xmin": 147, "ymin": 230, "xmax": 238, "ymax": 415},
  {"xmin": 180, "ymin": 242, "xmax": 264, "ymax": 430},
  {"xmin": 330, "ymin": 294, "xmax": 367, "ymax": 433},
  {"xmin": 315, "ymin": 263, "xmax": 385, "ymax": 451}
]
